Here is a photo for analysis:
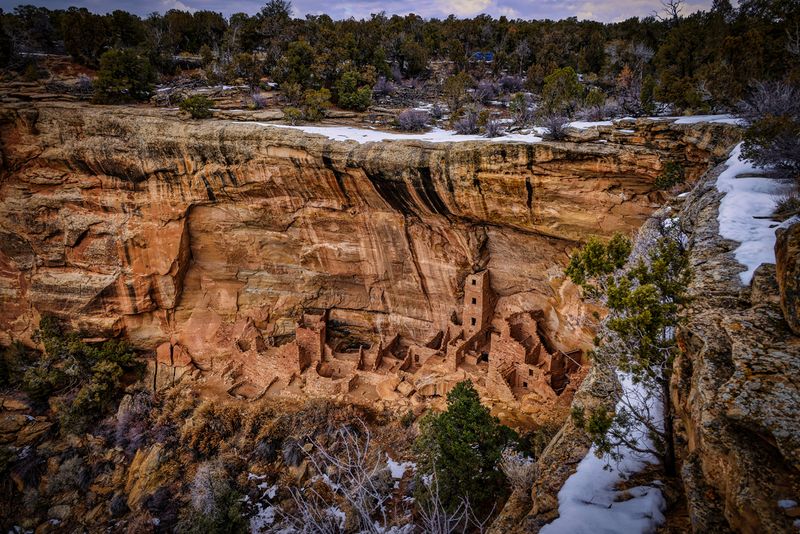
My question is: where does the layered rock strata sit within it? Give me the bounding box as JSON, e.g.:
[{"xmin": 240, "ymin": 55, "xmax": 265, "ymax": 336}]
[
  {"xmin": 672, "ymin": 165, "xmax": 800, "ymax": 533},
  {"xmin": 0, "ymin": 103, "xmax": 738, "ymax": 409}
]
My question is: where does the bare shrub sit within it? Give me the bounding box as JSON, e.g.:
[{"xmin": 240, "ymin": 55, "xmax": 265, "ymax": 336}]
[
  {"xmin": 483, "ymin": 119, "xmax": 505, "ymax": 138},
  {"xmin": 75, "ymin": 74, "xmax": 93, "ymax": 96},
  {"xmin": 373, "ymin": 76, "xmax": 396, "ymax": 96},
  {"xmin": 431, "ymin": 102, "xmax": 444, "ymax": 119},
  {"xmin": 473, "ymin": 79, "xmax": 497, "ymax": 104},
  {"xmin": 190, "ymin": 462, "xmax": 229, "ymax": 516},
  {"xmin": 115, "ymin": 390, "xmax": 152, "ymax": 454},
  {"xmin": 180, "ymin": 401, "xmax": 241, "ymax": 456},
  {"xmin": 417, "ymin": 470, "xmax": 495, "ymax": 534},
  {"xmin": 250, "ymin": 92, "xmax": 268, "ymax": 109},
  {"xmin": 498, "ymin": 75, "xmax": 524, "ymax": 94},
  {"xmin": 738, "ymin": 81, "xmax": 800, "ymax": 122},
  {"xmin": 453, "ymin": 110, "xmax": 479, "ymax": 135},
  {"xmin": 48, "ymin": 456, "xmax": 89, "ymax": 495},
  {"xmin": 509, "ymin": 92, "xmax": 534, "ymax": 127},
  {"xmin": 775, "ymin": 192, "xmax": 800, "ymax": 217},
  {"xmin": 397, "ymin": 109, "xmax": 429, "ymax": 131},
  {"xmin": 499, "ymin": 449, "xmax": 535, "ymax": 492},
  {"xmin": 274, "ymin": 421, "xmax": 394, "ymax": 533},
  {"xmin": 739, "ymin": 81, "xmax": 800, "ymax": 181},
  {"xmin": 541, "ymin": 113, "xmax": 570, "ymax": 140}
]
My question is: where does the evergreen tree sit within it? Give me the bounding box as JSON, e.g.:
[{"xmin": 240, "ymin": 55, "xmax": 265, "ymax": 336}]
[
  {"xmin": 93, "ymin": 49, "xmax": 155, "ymax": 104},
  {"xmin": 414, "ymin": 380, "xmax": 517, "ymax": 512},
  {"xmin": 541, "ymin": 66, "xmax": 584, "ymax": 116},
  {"xmin": 566, "ymin": 228, "xmax": 690, "ymax": 476}
]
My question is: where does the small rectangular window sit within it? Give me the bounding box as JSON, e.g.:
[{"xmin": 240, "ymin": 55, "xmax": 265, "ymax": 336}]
[
  {"xmin": 528, "ymin": 369, "xmax": 533, "ymax": 376},
  {"xmin": 523, "ymin": 382, "xmax": 528, "ymax": 388},
  {"xmin": 471, "ymin": 297, "xmax": 477, "ymax": 305},
  {"xmin": 471, "ymin": 279, "xmax": 476, "ymax": 285},
  {"xmin": 471, "ymin": 317, "xmax": 476, "ymax": 326}
]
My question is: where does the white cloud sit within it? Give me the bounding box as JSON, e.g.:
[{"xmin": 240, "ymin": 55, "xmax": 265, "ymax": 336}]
[
  {"xmin": 442, "ymin": 0, "xmax": 493, "ymax": 16},
  {"xmin": 161, "ymin": 0, "xmax": 196, "ymax": 12}
]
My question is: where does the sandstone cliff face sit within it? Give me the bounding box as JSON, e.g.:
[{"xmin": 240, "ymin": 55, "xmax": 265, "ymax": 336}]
[
  {"xmin": 0, "ymin": 103, "xmax": 737, "ymax": 380},
  {"xmin": 673, "ymin": 167, "xmax": 800, "ymax": 532}
]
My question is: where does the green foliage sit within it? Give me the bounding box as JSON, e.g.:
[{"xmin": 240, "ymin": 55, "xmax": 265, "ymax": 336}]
[
  {"xmin": 59, "ymin": 360, "xmax": 123, "ymax": 434},
  {"xmin": 400, "ymin": 410, "xmax": 415, "ymax": 428},
  {"xmin": 275, "ymin": 40, "xmax": 316, "ymax": 89},
  {"xmin": 400, "ymin": 38, "xmax": 428, "ymax": 77},
  {"xmin": 742, "ymin": 114, "xmax": 800, "ymax": 182},
  {"xmin": 565, "ymin": 233, "xmax": 632, "ymax": 294},
  {"xmin": 413, "ymin": 380, "xmax": 517, "ymax": 512},
  {"xmin": 585, "ymin": 86, "xmax": 605, "ymax": 109},
  {"xmin": 509, "ymin": 92, "xmax": 532, "ymax": 125},
  {"xmin": 282, "ymin": 106, "xmax": 302, "ymax": 125},
  {"xmin": 22, "ymin": 62, "xmax": 42, "ymax": 82},
  {"xmin": 20, "ymin": 315, "xmax": 140, "ymax": 433},
  {"xmin": 0, "ymin": 341, "xmax": 33, "ymax": 387},
  {"xmin": 541, "ymin": 66, "xmax": 584, "ymax": 116},
  {"xmin": 566, "ymin": 231, "xmax": 691, "ymax": 471},
  {"xmin": 335, "ymin": 70, "xmax": 372, "ymax": 111},
  {"xmin": 570, "ymin": 405, "xmax": 586, "ymax": 428},
  {"xmin": 199, "ymin": 44, "xmax": 213, "ymax": 67},
  {"xmin": 179, "ymin": 95, "xmax": 214, "ymax": 119},
  {"xmin": 301, "ymin": 88, "xmax": 331, "ymax": 121},
  {"xmin": 93, "ymin": 49, "xmax": 155, "ymax": 104},
  {"xmin": 232, "ymin": 52, "xmax": 262, "ymax": 88},
  {"xmin": 654, "ymin": 161, "xmax": 685, "ymax": 190},
  {"xmin": 442, "ymin": 71, "xmax": 472, "ymax": 114},
  {"xmin": 640, "ymin": 75, "xmax": 656, "ymax": 115},
  {"xmin": 3, "ymin": 2, "xmax": 800, "ymax": 114}
]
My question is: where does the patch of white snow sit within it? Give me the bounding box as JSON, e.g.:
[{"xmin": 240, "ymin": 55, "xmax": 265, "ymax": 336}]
[
  {"xmin": 386, "ymin": 456, "xmax": 416, "ymax": 479},
  {"xmin": 253, "ymin": 123, "xmax": 543, "ymax": 144},
  {"xmin": 249, "ymin": 504, "xmax": 277, "ymax": 532},
  {"xmin": 569, "ymin": 120, "xmax": 613, "ymax": 129},
  {"xmin": 715, "ymin": 143, "xmax": 794, "ymax": 284},
  {"xmin": 541, "ymin": 374, "xmax": 666, "ymax": 534},
  {"xmin": 673, "ymin": 114, "xmax": 743, "ymax": 125}
]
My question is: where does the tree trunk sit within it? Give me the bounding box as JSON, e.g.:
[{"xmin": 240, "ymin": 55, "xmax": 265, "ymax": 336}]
[{"xmin": 661, "ymin": 376, "xmax": 677, "ymax": 477}]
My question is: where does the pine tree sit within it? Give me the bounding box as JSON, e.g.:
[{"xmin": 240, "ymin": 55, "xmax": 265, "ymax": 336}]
[
  {"xmin": 567, "ymin": 228, "xmax": 690, "ymax": 476},
  {"xmin": 414, "ymin": 380, "xmax": 516, "ymax": 512}
]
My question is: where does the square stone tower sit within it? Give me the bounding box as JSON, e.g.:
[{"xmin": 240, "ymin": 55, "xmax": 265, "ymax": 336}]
[{"xmin": 463, "ymin": 270, "xmax": 493, "ymax": 337}]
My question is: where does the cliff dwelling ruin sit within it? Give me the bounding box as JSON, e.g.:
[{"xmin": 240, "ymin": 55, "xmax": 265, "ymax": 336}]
[{"xmin": 152, "ymin": 269, "xmax": 586, "ymax": 418}]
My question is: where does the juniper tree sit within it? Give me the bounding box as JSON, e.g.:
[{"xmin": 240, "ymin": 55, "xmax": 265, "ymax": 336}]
[
  {"xmin": 566, "ymin": 225, "xmax": 690, "ymax": 476},
  {"xmin": 414, "ymin": 380, "xmax": 516, "ymax": 512}
]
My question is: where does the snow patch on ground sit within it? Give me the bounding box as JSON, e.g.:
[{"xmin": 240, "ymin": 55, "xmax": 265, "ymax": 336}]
[
  {"xmin": 673, "ymin": 114, "xmax": 743, "ymax": 125},
  {"xmin": 569, "ymin": 120, "xmax": 613, "ymax": 128},
  {"xmin": 258, "ymin": 123, "xmax": 544, "ymax": 144},
  {"xmin": 541, "ymin": 374, "xmax": 666, "ymax": 534},
  {"xmin": 249, "ymin": 503, "xmax": 277, "ymax": 532},
  {"xmin": 386, "ymin": 456, "xmax": 416, "ymax": 479},
  {"xmin": 715, "ymin": 143, "xmax": 793, "ymax": 284}
]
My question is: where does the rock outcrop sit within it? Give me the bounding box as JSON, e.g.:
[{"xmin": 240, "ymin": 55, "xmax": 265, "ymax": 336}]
[
  {"xmin": 776, "ymin": 219, "xmax": 800, "ymax": 335},
  {"xmin": 0, "ymin": 103, "xmax": 736, "ymax": 357},
  {"xmin": 672, "ymin": 165, "xmax": 800, "ymax": 532}
]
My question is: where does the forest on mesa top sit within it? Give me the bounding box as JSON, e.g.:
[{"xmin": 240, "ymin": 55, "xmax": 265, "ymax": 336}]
[{"xmin": 0, "ymin": 0, "xmax": 799, "ymax": 112}]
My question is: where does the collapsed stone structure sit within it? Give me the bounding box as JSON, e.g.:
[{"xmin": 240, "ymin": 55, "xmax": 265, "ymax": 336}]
[{"xmin": 194, "ymin": 269, "xmax": 585, "ymax": 407}]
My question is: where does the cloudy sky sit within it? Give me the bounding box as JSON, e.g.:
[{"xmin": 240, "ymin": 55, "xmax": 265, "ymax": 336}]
[{"xmin": 0, "ymin": 0, "xmax": 714, "ymax": 22}]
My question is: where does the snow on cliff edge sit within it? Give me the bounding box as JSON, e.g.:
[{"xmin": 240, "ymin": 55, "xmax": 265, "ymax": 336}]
[{"xmin": 715, "ymin": 143, "xmax": 793, "ymax": 285}]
